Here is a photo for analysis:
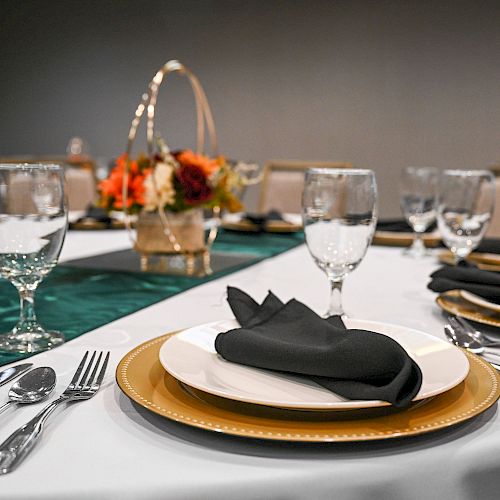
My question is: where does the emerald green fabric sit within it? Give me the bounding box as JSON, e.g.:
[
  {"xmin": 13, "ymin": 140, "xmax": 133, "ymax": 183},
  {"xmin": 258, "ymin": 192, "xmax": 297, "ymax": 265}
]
[{"xmin": 0, "ymin": 230, "xmax": 303, "ymax": 366}]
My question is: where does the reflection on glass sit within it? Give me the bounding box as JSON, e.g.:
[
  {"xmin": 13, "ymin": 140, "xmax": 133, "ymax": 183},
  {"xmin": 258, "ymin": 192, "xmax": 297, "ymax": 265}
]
[
  {"xmin": 0, "ymin": 164, "xmax": 67, "ymax": 353},
  {"xmin": 302, "ymin": 169, "xmax": 377, "ymax": 317}
]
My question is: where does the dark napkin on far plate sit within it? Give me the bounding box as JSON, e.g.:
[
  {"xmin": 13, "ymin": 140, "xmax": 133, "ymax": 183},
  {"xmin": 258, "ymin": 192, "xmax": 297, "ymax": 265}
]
[
  {"xmin": 429, "ymin": 263, "xmax": 500, "ymax": 304},
  {"xmin": 243, "ymin": 210, "xmax": 286, "ymax": 232},
  {"xmin": 215, "ymin": 287, "xmax": 422, "ymax": 408},
  {"xmin": 475, "ymin": 238, "xmax": 500, "ymax": 255},
  {"xmin": 76, "ymin": 206, "xmax": 113, "ymax": 225},
  {"xmin": 376, "ymin": 218, "xmax": 436, "ymax": 233}
]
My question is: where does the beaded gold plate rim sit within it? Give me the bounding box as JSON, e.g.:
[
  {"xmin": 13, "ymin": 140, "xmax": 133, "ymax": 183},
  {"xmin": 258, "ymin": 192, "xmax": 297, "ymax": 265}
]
[
  {"xmin": 438, "ymin": 250, "xmax": 500, "ymax": 272},
  {"xmin": 436, "ymin": 290, "xmax": 500, "ymax": 328},
  {"xmin": 221, "ymin": 220, "xmax": 302, "ymax": 233},
  {"xmin": 116, "ymin": 333, "xmax": 500, "ymax": 442}
]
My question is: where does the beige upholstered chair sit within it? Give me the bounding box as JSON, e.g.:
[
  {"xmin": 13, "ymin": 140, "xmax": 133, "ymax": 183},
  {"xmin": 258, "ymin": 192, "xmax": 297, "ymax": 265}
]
[
  {"xmin": 257, "ymin": 160, "xmax": 352, "ymax": 213},
  {"xmin": 486, "ymin": 167, "xmax": 500, "ymax": 238},
  {"xmin": 0, "ymin": 156, "xmax": 97, "ymax": 211}
]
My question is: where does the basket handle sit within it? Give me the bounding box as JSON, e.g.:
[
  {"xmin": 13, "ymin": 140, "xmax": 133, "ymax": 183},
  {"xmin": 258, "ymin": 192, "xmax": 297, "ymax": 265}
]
[{"xmin": 122, "ymin": 60, "xmax": 220, "ymax": 253}]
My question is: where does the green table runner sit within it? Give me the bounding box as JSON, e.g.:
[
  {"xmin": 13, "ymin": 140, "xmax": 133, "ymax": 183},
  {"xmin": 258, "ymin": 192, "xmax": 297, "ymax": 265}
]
[{"xmin": 0, "ymin": 230, "xmax": 303, "ymax": 366}]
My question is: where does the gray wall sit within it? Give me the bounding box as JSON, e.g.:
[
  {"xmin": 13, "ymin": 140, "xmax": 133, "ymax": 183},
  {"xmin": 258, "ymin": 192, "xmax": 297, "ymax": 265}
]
[{"xmin": 1, "ymin": 0, "xmax": 499, "ymax": 215}]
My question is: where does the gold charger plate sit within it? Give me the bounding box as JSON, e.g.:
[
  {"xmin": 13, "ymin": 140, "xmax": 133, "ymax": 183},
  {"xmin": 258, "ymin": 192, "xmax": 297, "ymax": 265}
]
[
  {"xmin": 222, "ymin": 219, "xmax": 302, "ymax": 233},
  {"xmin": 69, "ymin": 219, "xmax": 129, "ymax": 230},
  {"xmin": 436, "ymin": 290, "xmax": 500, "ymax": 328},
  {"xmin": 373, "ymin": 231, "xmax": 441, "ymax": 248},
  {"xmin": 116, "ymin": 333, "xmax": 500, "ymax": 442},
  {"xmin": 438, "ymin": 250, "xmax": 500, "ymax": 272}
]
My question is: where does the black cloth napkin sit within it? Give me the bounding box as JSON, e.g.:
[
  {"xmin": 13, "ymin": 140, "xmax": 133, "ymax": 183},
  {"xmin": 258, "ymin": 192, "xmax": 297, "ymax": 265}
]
[
  {"xmin": 376, "ymin": 218, "xmax": 436, "ymax": 233},
  {"xmin": 476, "ymin": 238, "xmax": 500, "ymax": 255},
  {"xmin": 428, "ymin": 263, "xmax": 500, "ymax": 303},
  {"xmin": 76, "ymin": 205, "xmax": 113, "ymax": 225},
  {"xmin": 215, "ymin": 287, "xmax": 422, "ymax": 408},
  {"xmin": 243, "ymin": 210, "xmax": 286, "ymax": 232}
]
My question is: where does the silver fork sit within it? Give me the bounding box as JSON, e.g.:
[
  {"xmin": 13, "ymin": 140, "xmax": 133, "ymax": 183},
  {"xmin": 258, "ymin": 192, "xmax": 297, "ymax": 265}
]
[{"xmin": 0, "ymin": 351, "xmax": 109, "ymax": 475}]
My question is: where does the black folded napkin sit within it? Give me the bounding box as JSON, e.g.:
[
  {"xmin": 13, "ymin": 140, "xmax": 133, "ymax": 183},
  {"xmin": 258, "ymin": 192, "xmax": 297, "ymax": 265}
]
[
  {"xmin": 429, "ymin": 263, "xmax": 500, "ymax": 303},
  {"xmin": 475, "ymin": 238, "xmax": 500, "ymax": 255},
  {"xmin": 215, "ymin": 287, "xmax": 422, "ymax": 408},
  {"xmin": 243, "ymin": 210, "xmax": 286, "ymax": 232},
  {"xmin": 76, "ymin": 205, "xmax": 113, "ymax": 225},
  {"xmin": 376, "ymin": 218, "xmax": 437, "ymax": 233}
]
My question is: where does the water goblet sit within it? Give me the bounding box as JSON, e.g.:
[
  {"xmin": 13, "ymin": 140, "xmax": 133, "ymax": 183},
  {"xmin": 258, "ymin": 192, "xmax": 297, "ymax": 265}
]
[
  {"xmin": 400, "ymin": 167, "xmax": 438, "ymax": 257},
  {"xmin": 0, "ymin": 164, "xmax": 68, "ymax": 353},
  {"xmin": 437, "ymin": 169, "xmax": 495, "ymax": 263},
  {"xmin": 302, "ymin": 168, "xmax": 377, "ymax": 317}
]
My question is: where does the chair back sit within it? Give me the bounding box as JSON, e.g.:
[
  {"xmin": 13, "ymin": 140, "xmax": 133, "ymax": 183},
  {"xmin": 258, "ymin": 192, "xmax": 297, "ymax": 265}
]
[
  {"xmin": 258, "ymin": 160, "xmax": 352, "ymax": 213},
  {"xmin": 0, "ymin": 156, "xmax": 97, "ymax": 210},
  {"xmin": 486, "ymin": 173, "xmax": 500, "ymax": 237}
]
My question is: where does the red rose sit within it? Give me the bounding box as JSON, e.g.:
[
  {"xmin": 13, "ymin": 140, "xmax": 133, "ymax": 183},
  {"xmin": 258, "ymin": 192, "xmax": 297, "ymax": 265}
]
[{"xmin": 176, "ymin": 164, "xmax": 212, "ymax": 205}]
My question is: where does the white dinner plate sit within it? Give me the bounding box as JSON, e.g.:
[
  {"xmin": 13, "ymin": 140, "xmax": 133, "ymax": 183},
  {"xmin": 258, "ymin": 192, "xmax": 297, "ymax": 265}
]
[
  {"xmin": 460, "ymin": 290, "xmax": 500, "ymax": 313},
  {"xmin": 159, "ymin": 318, "xmax": 469, "ymax": 410}
]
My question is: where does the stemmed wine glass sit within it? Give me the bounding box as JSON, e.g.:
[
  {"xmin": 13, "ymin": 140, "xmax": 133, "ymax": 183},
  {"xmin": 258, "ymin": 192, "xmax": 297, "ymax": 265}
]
[
  {"xmin": 437, "ymin": 169, "xmax": 495, "ymax": 263},
  {"xmin": 302, "ymin": 169, "xmax": 377, "ymax": 317},
  {"xmin": 0, "ymin": 164, "xmax": 68, "ymax": 353},
  {"xmin": 400, "ymin": 167, "xmax": 438, "ymax": 257}
]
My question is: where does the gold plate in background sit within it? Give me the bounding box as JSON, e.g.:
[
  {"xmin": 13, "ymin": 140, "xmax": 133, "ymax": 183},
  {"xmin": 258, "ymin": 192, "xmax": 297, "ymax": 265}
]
[
  {"xmin": 221, "ymin": 219, "xmax": 302, "ymax": 233},
  {"xmin": 116, "ymin": 333, "xmax": 500, "ymax": 443},
  {"xmin": 69, "ymin": 219, "xmax": 128, "ymax": 231},
  {"xmin": 372, "ymin": 231, "xmax": 441, "ymax": 248},
  {"xmin": 436, "ymin": 290, "xmax": 500, "ymax": 328},
  {"xmin": 438, "ymin": 250, "xmax": 500, "ymax": 272}
]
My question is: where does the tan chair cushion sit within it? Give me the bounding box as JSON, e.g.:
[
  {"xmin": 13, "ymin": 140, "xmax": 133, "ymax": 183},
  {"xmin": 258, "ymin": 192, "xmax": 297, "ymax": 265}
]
[{"xmin": 258, "ymin": 161, "xmax": 352, "ymax": 213}]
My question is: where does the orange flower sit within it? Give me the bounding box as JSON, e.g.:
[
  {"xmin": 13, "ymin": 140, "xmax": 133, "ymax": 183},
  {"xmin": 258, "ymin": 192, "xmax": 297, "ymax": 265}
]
[
  {"xmin": 176, "ymin": 150, "xmax": 219, "ymax": 177},
  {"xmin": 98, "ymin": 154, "xmax": 149, "ymax": 210}
]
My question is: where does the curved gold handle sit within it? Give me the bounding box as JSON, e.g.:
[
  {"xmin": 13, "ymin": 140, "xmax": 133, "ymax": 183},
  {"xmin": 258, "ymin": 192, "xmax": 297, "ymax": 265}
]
[{"xmin": 122, "ymin": 60, "xmax": 220, "ymax": 255}]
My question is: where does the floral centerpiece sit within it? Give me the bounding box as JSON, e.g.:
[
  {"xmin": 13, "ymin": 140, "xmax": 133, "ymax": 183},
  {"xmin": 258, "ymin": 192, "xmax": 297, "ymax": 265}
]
[
  {"xmin": 99, "ymin": 148, "xmax": 243, "ymax": 214},
  {"xmin": 98, "ymin": 147, "xmax": 252, "ymax": 259}
]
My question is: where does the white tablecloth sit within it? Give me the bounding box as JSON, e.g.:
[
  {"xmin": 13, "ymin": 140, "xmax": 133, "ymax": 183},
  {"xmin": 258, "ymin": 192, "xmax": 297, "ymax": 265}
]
[{"xmin": 0, "ymin": 232, "xmax": 498, "ymax": 499}]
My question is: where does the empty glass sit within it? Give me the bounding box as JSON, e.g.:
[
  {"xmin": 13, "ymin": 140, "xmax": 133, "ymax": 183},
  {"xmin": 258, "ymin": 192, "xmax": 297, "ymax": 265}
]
[
  {"xmin": 0, "ymin": 164, "xmax": 67, "ymax": 353},
  {"xmin": 302, "ymin": 169, "xmax": 377, "ymax": 317},
  {"xmin": 437, "ymin": 169, "xmax": 495, "ymax": 263},
  {"xmin": 400, "ymin": 167, "xmax": 438, "ymax": 257}
]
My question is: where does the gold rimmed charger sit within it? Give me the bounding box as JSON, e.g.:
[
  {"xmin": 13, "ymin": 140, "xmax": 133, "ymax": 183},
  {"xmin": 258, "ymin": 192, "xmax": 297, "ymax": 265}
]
[
  {"xmin": 438, "ymin": 250, "xmax": 500, "ymax": 272},
  {"xmin": 436, "ymin": 290, "xmax": 500, "ymax": 328},
  {"xmin": 222, "ymin": 219, "xmax": 302, "ymax": 234},
  {"xmin": 116, "ymin": 333, "xmax": 500, "ymax": 443},
  {"xmin": 373, "ymin": 231, "xmax": 441, "ymax": 248},
  {"xmin": 69, "ymin": 219, "xmax": 128, "ymax": 231}
]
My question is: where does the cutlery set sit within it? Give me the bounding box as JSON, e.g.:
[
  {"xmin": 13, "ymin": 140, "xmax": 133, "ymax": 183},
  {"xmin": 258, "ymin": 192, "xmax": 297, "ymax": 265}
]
[
  {"xmin": 0, "ymin": 351, "xmax": 109, "ymax": 475},
  {"xmin": 444, "ymin": 315, "xmax": 500, "ymax": 369}
]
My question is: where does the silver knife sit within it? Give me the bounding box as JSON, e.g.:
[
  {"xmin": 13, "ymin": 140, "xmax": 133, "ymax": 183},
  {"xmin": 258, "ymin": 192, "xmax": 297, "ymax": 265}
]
[{"xmin": 0, "ymin": 364, "xmax": 33, "ymax": 388}]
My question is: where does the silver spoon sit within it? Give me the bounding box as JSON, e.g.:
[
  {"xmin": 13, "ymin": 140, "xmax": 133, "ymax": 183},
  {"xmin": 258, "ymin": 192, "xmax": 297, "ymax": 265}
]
[
  {"xmin": 0, "ymin": 367, "xmax": 56, "ymax": 415},
  {"xmin": 450, "ymin": 315, "xmax": 500, "ymax": 349},
  {"xmin": 444, "ymin": 326, "xmax": 500, "ymax": 370}
]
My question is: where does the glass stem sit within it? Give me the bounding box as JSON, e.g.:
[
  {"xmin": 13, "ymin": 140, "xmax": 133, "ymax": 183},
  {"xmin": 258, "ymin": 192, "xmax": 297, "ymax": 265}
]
[
  {"xmin": 415, "ymin": 232, "xmax": 424, "ymax": 249},
  {"xmin": 328, "ymin": 279, "xmax": 344, "ymax": 317},
  {"xmin": 14, "ymin": 286, "xmax": 40, "ymax": 333}
]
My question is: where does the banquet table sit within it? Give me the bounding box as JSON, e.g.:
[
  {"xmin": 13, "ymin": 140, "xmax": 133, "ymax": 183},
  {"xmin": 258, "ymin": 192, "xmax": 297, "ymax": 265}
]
[{"xmin": 0, "ymin": 230, "xmax": 499, "ymax": 500}]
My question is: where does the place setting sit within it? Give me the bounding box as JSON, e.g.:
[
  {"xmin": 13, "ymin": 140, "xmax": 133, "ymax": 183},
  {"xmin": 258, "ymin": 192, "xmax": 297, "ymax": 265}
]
[
  {"xmin": 429, "ymin": 170, "xmax": 500, "ymax": 329},
  {"xmin": 117, "ymin": 168, "xmax": 500, "ymax": 443}
]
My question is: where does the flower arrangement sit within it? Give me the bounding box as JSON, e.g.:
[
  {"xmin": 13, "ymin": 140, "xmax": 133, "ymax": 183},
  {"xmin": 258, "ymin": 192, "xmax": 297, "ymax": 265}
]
[{"xmin": 99, "ymin": 149, "xmax": 245, "ymax": 214}]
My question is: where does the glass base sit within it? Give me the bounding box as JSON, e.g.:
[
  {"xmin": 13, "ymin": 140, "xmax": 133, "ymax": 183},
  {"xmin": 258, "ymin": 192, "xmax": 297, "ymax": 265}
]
[
  {"xmin": 403, "ymin": 245, "xmax": 433, "ymax": 258},
  {"xmin": 0, "ymin": 328, "xmax": 65, "ymax": 354}
]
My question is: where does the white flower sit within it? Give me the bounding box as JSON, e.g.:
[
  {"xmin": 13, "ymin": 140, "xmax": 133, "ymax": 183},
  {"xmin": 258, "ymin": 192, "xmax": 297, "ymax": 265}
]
[{"xmin": 143, "ymin": 161, "xmax": 175, "ymax": 210}]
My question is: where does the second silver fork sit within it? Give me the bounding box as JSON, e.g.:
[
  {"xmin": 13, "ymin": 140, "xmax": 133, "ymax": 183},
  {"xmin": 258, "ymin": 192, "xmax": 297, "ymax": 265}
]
[{"xmin": 0, "ymin": 351, "xmax": 109, "ymax": 475}]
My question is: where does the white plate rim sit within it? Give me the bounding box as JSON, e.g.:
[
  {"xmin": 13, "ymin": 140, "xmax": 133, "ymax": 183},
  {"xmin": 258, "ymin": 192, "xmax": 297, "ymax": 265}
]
[{"xmin": 460, "ymin": 290, "xmax": 500, "ymax": 313}]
